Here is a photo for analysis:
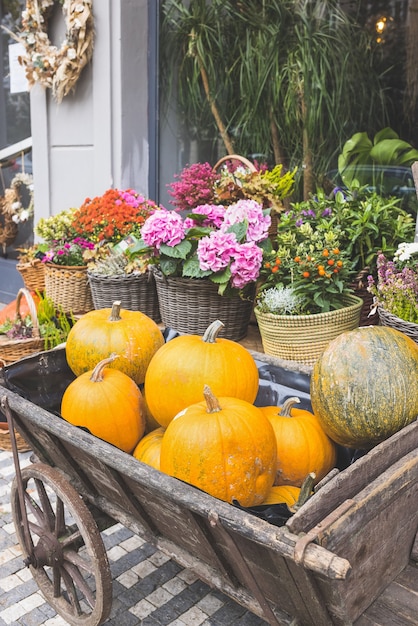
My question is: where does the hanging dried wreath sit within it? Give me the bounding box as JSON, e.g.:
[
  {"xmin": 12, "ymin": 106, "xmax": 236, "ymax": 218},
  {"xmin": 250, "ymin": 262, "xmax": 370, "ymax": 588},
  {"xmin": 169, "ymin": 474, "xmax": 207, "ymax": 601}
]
[
  {"xmin": 4, "ymin": 0, "xmax": 94, "ymax": 103},
  {"xmin": 0, "ymin": 173, "xmax": 35, "ymax": 254}
]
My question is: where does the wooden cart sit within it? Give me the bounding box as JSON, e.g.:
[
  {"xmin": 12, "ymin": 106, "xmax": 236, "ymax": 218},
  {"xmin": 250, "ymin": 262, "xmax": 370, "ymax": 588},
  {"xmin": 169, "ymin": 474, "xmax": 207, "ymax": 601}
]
[{"xmin": 1, "ymin": 349, "xmax": 417, "ymax": 626}]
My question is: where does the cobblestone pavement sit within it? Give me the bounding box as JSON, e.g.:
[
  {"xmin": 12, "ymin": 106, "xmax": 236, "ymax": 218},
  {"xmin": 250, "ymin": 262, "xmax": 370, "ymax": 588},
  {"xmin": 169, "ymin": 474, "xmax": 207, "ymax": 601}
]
[{"xmin": 0, "ymin": 448, "xmax": 268, "ymax": 626}]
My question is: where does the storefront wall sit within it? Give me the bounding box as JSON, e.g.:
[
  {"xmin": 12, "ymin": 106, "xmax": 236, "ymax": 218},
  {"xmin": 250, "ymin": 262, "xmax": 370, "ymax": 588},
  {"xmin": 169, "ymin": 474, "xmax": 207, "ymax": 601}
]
[{"xmin": 31, "ymin": 0, "xmax": 152, "ymax": 225}]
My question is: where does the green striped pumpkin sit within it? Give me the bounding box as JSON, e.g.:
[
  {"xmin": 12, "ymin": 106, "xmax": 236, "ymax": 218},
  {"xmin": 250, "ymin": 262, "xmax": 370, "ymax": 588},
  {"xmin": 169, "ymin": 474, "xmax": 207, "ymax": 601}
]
[{"xmin": 310, "ymin": 326, "xmax": 418, "ymax": 449}]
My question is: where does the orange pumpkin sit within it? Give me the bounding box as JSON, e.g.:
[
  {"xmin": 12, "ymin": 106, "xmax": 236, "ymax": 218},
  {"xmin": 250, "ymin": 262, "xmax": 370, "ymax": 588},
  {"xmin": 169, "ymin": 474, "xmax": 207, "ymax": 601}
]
[
  {"xmin": 262, "ymin": 485, "xmax": 301, "ymax": 506},
  {"xmin": 260, "ymin": 397, "xmax": 337, "ymax": 487},
  {"xmin": 144, "ymin": 320, "xmax": 259, "ymax": 428},
  {"xmin": 160, "ymin": 386, "xmax": 277, "ymax": 507},
  {"xmin": 0, "ymin": 291, "xmax": 40, "ymax": 325},
  {"xmin": 133, "ymin": 427, "xmax": 164, "ymax": 470},
  {"xmin": 65, "ymin": 301, "xmax": 164, "ymax": 385},
  {"xmin": 61, "ymin": 354, "xmax": 145, "ymax": 453}
]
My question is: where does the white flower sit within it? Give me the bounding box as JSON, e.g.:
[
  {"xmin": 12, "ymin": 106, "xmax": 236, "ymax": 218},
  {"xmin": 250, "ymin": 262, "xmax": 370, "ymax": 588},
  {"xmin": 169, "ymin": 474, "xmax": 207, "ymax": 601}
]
[
  {"xmin": 19, "ymin": 209, "xmax": 31, "ymax": 222},
  {"xmin": 394, "ymin": 242, "xmax": 418, "ymax": 262},
  {"xmin": 27, "ymin": 33, "xmax": 36, "ymax": 45},
  {"xmin": 75, "ymin": 4, "xmax": 85, "ymax": 12},
  {"xmin": 12, "ymin": 214, "xmax": 20, "ymax": 224},
  {"xmin": 67, "ymin": 48, "xmax": 77, "ymax": 60},
  {"xmin": 12, "ymin": 201, "xmax": 22, "ymax": 211}
]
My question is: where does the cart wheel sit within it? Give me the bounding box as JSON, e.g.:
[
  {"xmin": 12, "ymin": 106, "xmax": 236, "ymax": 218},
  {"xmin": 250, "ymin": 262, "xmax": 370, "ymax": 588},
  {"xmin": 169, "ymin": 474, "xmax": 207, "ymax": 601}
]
[{"xmin": 11, "ymin": 463, "xmax": 112, "ymax": 626}]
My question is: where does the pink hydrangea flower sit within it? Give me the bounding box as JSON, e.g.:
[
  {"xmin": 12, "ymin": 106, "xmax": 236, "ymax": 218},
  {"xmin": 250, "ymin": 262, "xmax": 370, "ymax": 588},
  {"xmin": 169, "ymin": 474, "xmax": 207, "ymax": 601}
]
[
  {"xmin": 141, "ymin": 209, "xmax": 186, "ymax": 249},
  {"xmin": 222, "ymin": 199, "xmax": 271, "ymax": 242},
  {"xmin": 184, "ymin": 204, "xmax": 226, "ymax": 229},
  {"xmin": 230, "ymin": 241, "xmax": 263, "ymax": 289},
  {"xmin": 197, "ymin": 231, "xmax": 238, "ymax": 273}
]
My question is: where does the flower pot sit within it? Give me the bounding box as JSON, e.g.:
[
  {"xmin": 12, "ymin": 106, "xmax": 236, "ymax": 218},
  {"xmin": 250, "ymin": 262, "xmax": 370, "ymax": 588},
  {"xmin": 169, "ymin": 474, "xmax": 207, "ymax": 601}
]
[
  {"xmin": 44, "ymin": 264, "xmax": 94, "ymax": 315},
  {"xmin": 87, "ymin": 271, "xmax": 161, "ymax": 323},
  {"xmin": 254, "ymin": 294, "xmax": 363, "ymax": 366},
  {"xmin": 377, "ymin": 306, "xmax": 418, "ymax": 344},
  {"xmin": 151, "ymin": 267, "xmax": 255, "ymax": 341}
]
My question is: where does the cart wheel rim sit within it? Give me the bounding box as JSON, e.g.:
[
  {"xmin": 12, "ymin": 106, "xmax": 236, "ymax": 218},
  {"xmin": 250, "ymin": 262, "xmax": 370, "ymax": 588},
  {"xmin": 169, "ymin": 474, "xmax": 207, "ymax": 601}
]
[{"xmin": 11, "ymin": 463, "xmax": 112, "ymax": 626}]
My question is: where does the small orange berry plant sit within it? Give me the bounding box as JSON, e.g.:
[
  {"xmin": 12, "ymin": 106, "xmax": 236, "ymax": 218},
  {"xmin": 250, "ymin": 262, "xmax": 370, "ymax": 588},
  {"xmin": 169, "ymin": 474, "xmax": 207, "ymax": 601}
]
[{"xmin": 258, "ymin": 222, "xmax": 355, "ymax": 314}]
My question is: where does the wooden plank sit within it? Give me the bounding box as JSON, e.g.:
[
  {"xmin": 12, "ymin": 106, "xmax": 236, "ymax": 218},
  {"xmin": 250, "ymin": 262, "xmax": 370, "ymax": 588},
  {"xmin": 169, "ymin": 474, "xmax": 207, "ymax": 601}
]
[
  {"xmin": 411, "ymin": 531, "xmax": 418, "ymax": 563},
  {"xmin": 308, "ymin": 450, "xmax": 418, "ymax": 623},
  {"xmin": 355, "ymin": 564, "xmax": 418, "ymax": 626},
  {"xmin": 288, "ymin": 419, "xmax": 418, "ymax": 534},
  {"xmin": 123, "ymin": 473, "xmax": 240, "ymax": 585}
]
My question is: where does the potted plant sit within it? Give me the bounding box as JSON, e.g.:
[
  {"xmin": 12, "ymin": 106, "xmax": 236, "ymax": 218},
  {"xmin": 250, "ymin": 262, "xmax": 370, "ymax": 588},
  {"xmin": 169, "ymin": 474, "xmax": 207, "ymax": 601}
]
[
  {"xmin": 74, "ymin": 188, "xmax": 162, "ymax": 320},
  {"xmin": 168, "ymin": 157, "xmax": 296, "ymax": 217},
  {"xmin": 277, "ymin": 183, "xmax": 416, "ymax": 325},
  {"xmin": 254, "ymin": 223, "xmax": 363, "ymax": 365},
  {"xmin": 85, "ymin": 242, "xmax": 161, "ymax": 322},
  {"xmin": 367, "ymin": 243, "xmax": 418, "ymax": 344},
  {"xmin": 131, "ymin": 199, "xmax": 272, "ymax": 340}
]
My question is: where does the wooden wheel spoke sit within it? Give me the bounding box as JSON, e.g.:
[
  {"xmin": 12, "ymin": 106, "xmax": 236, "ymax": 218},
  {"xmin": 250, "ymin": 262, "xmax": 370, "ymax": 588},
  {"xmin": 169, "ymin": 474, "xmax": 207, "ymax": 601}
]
[
  {"xmin": 64, "ymin": 549, "xmax": 95, "ymax": 575},
  {"xmin": 60, "ymin": 566, "xmax": 83, "ymax": 616},
  {"xmin": 53, "ymin": 564, "xmax": 61, "ymax": 598},
  {"xmin": 24, "ymin": 491, "xmax": 46, "ymax": 528},
  {"xmin": 62, "ymin": 560, "xmax": 95, "ymax": 609},
  {"xmin": 27, "ymin": 519, "xmax": 46, "ymax": 538},
  {"xmin": 59, "ymin": 529, "xmax": 82, "ymax": 549},
  {"xmin": 55, "ymin": 497, "xmax": 66, "ymax": 536},
  {"xmin": 35, "ymin": 478, "xmax": 56, "ymax": 531}
]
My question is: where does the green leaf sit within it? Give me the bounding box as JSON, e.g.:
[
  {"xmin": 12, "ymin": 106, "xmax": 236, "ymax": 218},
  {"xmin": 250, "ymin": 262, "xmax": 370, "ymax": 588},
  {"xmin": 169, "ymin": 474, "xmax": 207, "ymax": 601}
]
[
  {"xmin": 210, "ymin": 267, "xmax": 232, "ymax": 284},
  {"xmin": 160, "ymin": 239, "xmax": 192, "ymax": 259},
  {"xmin": 182, "ymin": 256, "xmax": 212, "ymax": 278},
  {"xmin": 226, "ymin": 222, "xmax": 247, "ymax": 242},
  {"xmin": 369, "ymin": 139, "xmax": 418, "ymax": 165},
  {"xmin": 159, "ymin": 257, "xmax": 179, "ymax": 275}
]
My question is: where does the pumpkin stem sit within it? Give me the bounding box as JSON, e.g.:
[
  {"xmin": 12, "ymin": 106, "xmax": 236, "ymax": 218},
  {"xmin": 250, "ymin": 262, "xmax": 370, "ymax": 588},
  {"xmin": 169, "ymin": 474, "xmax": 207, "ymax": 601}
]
[
  {"xmin": 203, "ymin": 385, "xmax": 222, "ymax": 413},
  {"xmin": 109, "ymin": 301, "xmax": 122, "ymax": 321},
  {"xmin": 279, "ymin": 396, "xmax": 300, "ymax": 418},
  {"xmin": 90, "ymin": 353, "xmax": 119, "ymax": 382},
  {"xmin": 288, "ymin": 472, "xmax": 316, "ymax": 513},
  {"xmin": 202, "ymin": 320, "xmax": 225, "ymax": 343}
]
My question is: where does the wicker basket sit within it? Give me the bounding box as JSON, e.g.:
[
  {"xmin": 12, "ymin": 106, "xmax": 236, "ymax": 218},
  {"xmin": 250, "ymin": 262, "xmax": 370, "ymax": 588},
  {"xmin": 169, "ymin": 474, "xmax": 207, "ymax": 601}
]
[
  {"xmin": 152, "ymin": 267, "xmax": 255, "ymax": 341},
  {"xmin": 254, "ymin": 295, "xmax": 363, "ymax": 366},
  {"xmin": 350, "ymin": 267, "xmax": 378, "ymax": 327},
  {"xmin": 212, "ymin": 154, "xmax": 278, "ymax": 237},
  {"xmin": 45, "ymin": 263, "xmax": 94, "ymax": 315},
  {"xmin": 212, "ymin": 153, "xmax": 257, "ymax": 174},
  {"xmin": 377, "ymin": 307, "xmax": 418, "ymax": 344},
  {"xmin": 0, "ymin": 288, "xmax": 45, "ymax": 365},
  {"xmin": 88, "ymin": 271, "xmax": 161, "ymax": 322},
  {"xmin": 0, "ymin": 425, "xmax": 31, "ymax": 452},
  {"xmin": 16, "ymin": 259, "xmax": 46, "ymax": 293}
]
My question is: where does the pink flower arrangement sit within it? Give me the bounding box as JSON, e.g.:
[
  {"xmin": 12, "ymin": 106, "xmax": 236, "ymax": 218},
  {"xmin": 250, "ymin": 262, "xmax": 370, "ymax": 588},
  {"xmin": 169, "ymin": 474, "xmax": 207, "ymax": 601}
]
[
  {"xmin": 367, "ymin": 243, "xmax": 418, "ymax": 323},
  {"xmin": 134, "ymin": 199, "xmax": 271, "ymax": 294}
]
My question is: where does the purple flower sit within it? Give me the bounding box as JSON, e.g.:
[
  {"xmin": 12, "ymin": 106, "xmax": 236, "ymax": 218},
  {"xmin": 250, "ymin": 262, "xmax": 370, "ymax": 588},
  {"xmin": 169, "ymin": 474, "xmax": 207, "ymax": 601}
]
[{"xmin": 141, "ymin": 209, "xmax": 186, "ymax": 249}]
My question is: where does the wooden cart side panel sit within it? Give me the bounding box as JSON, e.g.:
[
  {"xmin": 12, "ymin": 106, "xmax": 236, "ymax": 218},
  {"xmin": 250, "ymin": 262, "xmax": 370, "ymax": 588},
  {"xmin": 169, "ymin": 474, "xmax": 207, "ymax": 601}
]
[
  {"xmin": 209, "ymin": 526, "xmax": 335, "ymax": 625},
  {"xmin": 10, "ymin": 412, "xmax": 99, "ymax": 498},
  {"xmin": 311, "ymin": 450, "xmax": 418, "ymax": 624},
  {"xmin": 122, "ymin": 473, "xmax": 240, "ymax": 585},
  {"xmin": 59, "ymin": 440, "xmax": 157, "ymax": 537},
  {"xmin": 288, "ymin": 419, "xmax": 418, "ymax": 534}
]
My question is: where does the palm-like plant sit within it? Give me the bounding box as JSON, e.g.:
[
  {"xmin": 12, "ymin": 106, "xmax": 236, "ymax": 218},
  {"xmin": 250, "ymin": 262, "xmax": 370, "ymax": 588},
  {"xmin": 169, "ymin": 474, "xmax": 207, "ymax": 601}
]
[{"xmin": 161, "ymin": 0, "xmax": 388, "ymax": 198}]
